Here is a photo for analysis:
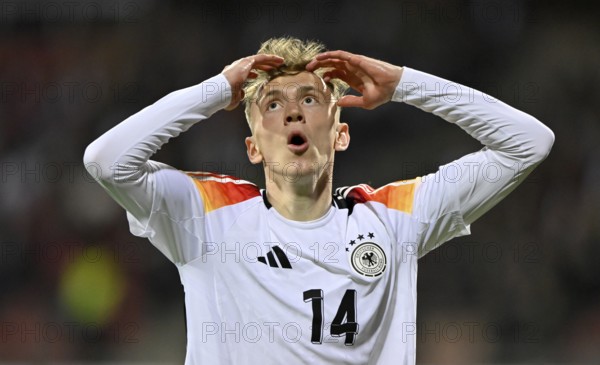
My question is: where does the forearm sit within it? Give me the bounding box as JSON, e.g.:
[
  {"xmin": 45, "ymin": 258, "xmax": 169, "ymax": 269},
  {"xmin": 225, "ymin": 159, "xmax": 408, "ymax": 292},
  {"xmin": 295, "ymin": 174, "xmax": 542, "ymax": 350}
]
[
  {"xmin": 393, "ymin": 68, "xmax": 554, "ymax": 251},
  {"xmin": 83, "ymin": 74, "xmax": 232, "ymax": 182},
  {"xmin": 392, "ymin": 67, "xmax": 555, "ymax": 166}
]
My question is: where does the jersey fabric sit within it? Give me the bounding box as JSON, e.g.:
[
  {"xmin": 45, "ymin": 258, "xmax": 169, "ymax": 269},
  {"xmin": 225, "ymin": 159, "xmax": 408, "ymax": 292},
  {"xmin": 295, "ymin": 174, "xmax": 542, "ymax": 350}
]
[{"xmin": 84, "ymin": 67, "xmax": 554, "ymax": 364}]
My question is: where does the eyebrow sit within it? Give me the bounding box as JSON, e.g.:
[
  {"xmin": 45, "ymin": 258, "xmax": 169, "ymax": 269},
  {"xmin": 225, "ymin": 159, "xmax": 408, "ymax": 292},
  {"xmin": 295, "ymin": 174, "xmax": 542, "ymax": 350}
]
[{"xmin": 258, "ymin": 85, "xmax": 325, "ymax": 104}]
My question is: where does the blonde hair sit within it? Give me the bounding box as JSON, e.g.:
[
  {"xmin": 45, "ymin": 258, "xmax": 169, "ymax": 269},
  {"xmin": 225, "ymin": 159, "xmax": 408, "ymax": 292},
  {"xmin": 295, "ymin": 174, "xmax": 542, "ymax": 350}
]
[{"xmin": 243, "ymin": 37, "xmax": 348, "ymax": 125}]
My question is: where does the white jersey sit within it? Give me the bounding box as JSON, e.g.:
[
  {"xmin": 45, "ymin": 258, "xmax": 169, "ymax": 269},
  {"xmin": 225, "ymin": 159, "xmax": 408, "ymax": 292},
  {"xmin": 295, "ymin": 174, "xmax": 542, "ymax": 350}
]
[{"xmin": 84, "ymin": 68, "xmax": 554, "ymax": 364}]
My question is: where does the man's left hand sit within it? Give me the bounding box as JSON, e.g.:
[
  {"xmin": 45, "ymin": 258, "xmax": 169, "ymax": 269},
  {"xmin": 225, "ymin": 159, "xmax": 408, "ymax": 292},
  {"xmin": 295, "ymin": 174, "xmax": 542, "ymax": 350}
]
[{"xmin": 306, "ymin": 50, "xmax": 403, "ymax": 110}]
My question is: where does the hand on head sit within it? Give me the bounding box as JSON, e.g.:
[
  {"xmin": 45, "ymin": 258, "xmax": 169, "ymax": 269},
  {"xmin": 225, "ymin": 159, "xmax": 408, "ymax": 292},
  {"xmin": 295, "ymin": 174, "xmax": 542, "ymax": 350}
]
[
  {"xmin": 221, "ymin": 50, "xmax": 402, "ymax": 112},
  {"xmin": 306, "ymin": 50, "xmax": 403, "ymax": 110},
  {"xmin": 222, "ymin": 54, "xmax": 284, "ymax": 111}
]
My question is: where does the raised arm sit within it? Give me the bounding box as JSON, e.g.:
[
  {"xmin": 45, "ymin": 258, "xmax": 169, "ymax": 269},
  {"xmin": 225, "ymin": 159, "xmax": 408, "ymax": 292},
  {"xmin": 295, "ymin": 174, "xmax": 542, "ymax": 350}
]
[
  {"xmin": 83, "ymin": 55, "xmax": 283, "ymax": 263},
  {"xmin": 84, "ymin": 54, "xmax": 283, "ymax": 183},
  {"xmin": 307, "ymin": 51, "xmax": 554, "ymax": 256}
]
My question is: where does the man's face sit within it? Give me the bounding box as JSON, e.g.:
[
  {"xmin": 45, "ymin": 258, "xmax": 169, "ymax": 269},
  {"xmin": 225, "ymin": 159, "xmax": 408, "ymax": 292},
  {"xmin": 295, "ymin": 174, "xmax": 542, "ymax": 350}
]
[{"xmin": 245, "ymin": 71, "xmax": 350, "ymax": 184}]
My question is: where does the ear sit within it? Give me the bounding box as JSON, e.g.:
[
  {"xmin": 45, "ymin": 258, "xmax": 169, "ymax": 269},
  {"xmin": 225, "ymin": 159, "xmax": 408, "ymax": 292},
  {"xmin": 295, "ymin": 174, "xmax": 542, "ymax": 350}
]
[
  {"xmin": 245, "ymin": 136, "xmax": 263, "ymax": 164},
  {"xmin": 334, "ymin": 123, "xmax": 350, "ymax": 151}
]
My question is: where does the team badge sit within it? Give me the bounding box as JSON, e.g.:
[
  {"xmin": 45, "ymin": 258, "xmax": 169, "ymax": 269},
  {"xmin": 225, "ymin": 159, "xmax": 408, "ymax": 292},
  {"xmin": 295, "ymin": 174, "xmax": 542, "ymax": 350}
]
[{"xmin": 351, "ymin": 242, "xmax": 387, "ymax": 277}]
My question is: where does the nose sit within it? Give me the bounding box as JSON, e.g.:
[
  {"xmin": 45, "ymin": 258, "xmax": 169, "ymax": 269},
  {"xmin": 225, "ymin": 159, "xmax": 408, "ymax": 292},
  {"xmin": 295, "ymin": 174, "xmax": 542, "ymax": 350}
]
[
  {"xmin": 284, "ymin": 98, "xmax": 304, "ymax": 124},
  {"xmin": 286, "ymin": 113, "xmax": 303, "ymax": 123}
]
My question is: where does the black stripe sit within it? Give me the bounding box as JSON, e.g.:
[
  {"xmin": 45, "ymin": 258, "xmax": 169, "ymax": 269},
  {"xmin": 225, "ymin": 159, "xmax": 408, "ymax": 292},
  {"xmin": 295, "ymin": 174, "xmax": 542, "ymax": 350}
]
[
  {"xmin": 262, "ymin": 190, "xmax": 272, "ymax": 209},
  {"xmin": 258, "ymin": 256, "xmax": 267, "ymax": 265},
  {"xmin": 263, "ymin": 189, "xmax": 336, "ymax": 210},
  {"xmin": 334, "ymin": 187, "xmax": 355, "ymax": 215},
  {"xmin": 273, "ymin": 246, "xmax": 292, "ymax": 269},
  {"xmin": 266, "ymin": 251, "xmax": 278, "ymax": 267}
]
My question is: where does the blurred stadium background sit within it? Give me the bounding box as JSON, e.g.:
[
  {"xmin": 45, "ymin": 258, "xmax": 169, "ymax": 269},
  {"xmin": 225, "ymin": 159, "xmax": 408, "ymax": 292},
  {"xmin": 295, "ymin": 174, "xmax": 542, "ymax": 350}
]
[{"xmin": 1, "ymin": 0, "xmax": 599, "ymax": 363}]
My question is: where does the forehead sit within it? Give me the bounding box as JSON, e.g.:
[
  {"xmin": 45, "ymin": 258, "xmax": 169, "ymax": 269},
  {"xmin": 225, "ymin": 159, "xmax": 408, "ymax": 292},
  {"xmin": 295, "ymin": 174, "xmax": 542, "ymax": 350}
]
[
  {"xmin": 247, "ymin": 71, "xmax": 337, "ymax": 129},
  {"xmin": 259, "ymin": 71, "xmax": 329, "ymax": 96}
]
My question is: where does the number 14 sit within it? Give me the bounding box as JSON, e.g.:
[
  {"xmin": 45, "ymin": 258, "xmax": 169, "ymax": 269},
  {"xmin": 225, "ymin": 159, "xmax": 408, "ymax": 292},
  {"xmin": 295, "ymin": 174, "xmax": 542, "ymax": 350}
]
[{"xmin": 303, "ymin": 289, "xmax": 358, "ymax": 345}]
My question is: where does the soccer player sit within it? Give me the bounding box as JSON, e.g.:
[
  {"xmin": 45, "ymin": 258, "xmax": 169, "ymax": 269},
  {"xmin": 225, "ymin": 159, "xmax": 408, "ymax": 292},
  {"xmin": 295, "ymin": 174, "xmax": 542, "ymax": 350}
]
[{"xmin": 84, "ymin": 37, "xmax": 554, "ymax": 364}]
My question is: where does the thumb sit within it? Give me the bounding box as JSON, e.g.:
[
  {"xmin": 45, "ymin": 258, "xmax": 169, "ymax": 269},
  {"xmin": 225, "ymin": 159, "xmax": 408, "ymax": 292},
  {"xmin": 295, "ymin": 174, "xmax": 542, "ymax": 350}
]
[
  {"xmin": 225, "ymin": 90, "xmax": 244, "ymax": 111},
  {"xmin": 336, "ymin": 95, "xmax": 365, "ymax": 108},
  {"xmin": 224, "ymin": 100, "xmax": 240, "ymax": 111}
]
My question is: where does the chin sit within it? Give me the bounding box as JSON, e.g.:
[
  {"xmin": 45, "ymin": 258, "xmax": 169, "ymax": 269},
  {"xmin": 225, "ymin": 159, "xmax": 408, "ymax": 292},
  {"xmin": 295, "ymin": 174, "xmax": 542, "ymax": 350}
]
[{"xmin": 283, "ymin": 157, "xmax": 334, "ymax": 184}]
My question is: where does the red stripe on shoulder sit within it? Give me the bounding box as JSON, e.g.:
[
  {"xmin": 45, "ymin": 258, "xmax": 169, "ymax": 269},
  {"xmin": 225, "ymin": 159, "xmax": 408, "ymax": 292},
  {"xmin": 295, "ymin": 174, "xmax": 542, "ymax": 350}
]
[
  {"xmin": 345, "ymin": 178, "xmax": 420, "ymax": 214},
  {"xmin": 185, "ymin": 172, "xmax": 261, "ymax": 213}
]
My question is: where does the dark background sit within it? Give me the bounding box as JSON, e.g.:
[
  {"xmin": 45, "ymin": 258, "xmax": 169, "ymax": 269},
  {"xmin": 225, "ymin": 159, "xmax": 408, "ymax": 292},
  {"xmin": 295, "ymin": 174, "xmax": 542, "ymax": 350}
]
[{"xmin": 1, "ymin": 0, "xmax": 599, "ymax": 363}]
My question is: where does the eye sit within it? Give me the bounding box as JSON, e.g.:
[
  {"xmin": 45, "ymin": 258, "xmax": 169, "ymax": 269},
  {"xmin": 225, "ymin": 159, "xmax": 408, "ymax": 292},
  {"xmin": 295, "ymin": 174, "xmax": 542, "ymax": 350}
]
[
  {"xmin": 303, "ymin": 96, "xmax": 315, "ymax": 105},
  {"xmin": 267, "ymin": 101, "xmax": 281, "ymax": 111}
]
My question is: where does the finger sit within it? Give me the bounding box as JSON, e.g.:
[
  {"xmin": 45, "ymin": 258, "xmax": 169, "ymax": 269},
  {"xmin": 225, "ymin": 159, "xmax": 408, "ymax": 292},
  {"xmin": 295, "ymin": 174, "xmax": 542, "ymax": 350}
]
[
  {"xmin": 250, "ymin": 56, "xmax": 286, "ymax": 74},
  {"xmin": 323, "ymin": 70, "xmax": 357, "ymax": 85},
  {"xmin": 315, "ymin": 50, "xmax": 361, "ymax": 64},
  {"xmin": 307, "ymin": 58, "xmax": 347, "ymax": 71},
  {"xmin": 323, "ymin": 69, "xmax": 348, "ymax": 79},
  {"xmin": 306, "ymin": 59, "xmax": 352, "ymax": 73},
  {"xmin": 235, "ymin": 55, "xmax": 283, "ymax": 71},
  {"xmin": 310, "ymin": 59, "xmax": 349, "ymax": 68},
  {"xmin": 225, "ymin": 90, "xmax": 244, "ymax": 111},
  {"xmin": 224, "ymin": 101, "xmax": 239, "ymax": 111},
  {"xmin": 336, "ymin": 95, "xmax": 365, "ymax": 108},
  {"xmin": 224, "ymin": 54, "xmax": 283, "ymax": 74},
  {"xmin": 323, "ymin": 70, "xmax": 347, "ymax": 82},
  {"xmin": 224, "ymin": 98, "xmax": 240, "ymax": 111},
  {"xmin": 251, "ymin": 55, "xmax": 284, "ymax": 68},
  {"xmin": 323, "ymin": 69, "xmax": 364, "ymax": 87},
  {"xmin": 252, "ymin": 63, "xmax": 282, "ymax": 72},
  {"xmin": 311, "ymin": 51, "xmax": 366, "ymax": 72},
  {"xmin": 252, "ymin": 54, "xmax": 284, "ymax": 63},
  {"xmin": 253, "ymin": 60, "xmax": 286, "ymax": 69}
]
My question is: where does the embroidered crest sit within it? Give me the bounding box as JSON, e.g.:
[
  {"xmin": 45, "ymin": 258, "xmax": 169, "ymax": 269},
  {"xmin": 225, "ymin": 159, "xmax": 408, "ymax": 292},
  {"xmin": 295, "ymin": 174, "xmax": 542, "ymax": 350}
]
[{"xmin": 351, "ymin": 242, "xmax": 387, "ymax": 277}]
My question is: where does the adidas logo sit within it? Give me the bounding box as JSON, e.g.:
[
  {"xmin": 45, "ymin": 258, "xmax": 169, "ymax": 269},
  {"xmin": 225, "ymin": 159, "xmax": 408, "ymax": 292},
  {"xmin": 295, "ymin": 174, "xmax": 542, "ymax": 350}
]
[{"xmin": 257, "ymin": 246, "xmax": 292, "ymax": 269}]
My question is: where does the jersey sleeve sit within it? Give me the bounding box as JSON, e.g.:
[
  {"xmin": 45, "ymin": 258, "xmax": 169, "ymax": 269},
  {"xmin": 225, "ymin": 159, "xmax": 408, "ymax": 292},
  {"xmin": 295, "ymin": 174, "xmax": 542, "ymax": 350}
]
[
  {"xmin": 391, "ymin": 67, "xmax": 554, "ymax": 258},
  {"xmin": 83, "ymin": 74, "xmax": 232, "ymax": 265}
]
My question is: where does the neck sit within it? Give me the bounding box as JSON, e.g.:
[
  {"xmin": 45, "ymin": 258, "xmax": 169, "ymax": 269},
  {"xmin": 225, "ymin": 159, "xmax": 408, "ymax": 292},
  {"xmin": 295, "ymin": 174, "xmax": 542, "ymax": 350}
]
[{"xmin": 264, "ymin": 168, "xmax": 333, "ymax": 221}]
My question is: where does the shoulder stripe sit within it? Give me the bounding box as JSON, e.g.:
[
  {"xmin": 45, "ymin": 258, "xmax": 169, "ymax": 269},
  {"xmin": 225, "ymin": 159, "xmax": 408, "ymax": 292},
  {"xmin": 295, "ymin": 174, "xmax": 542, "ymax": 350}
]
[
  {"xmin": 343, "ymin": 178, "xmax": 420, "ymax": 214},
  {"xmin": 186, "ymin": 172, "xmax": 260, "ymax": 213}
]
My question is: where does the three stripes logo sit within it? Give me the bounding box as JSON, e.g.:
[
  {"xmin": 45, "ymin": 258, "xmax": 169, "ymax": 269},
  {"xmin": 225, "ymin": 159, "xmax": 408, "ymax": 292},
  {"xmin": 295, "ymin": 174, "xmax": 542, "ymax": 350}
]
[{"xmin": 257, "ymin": 245, "xmax": 292, "ymax": 269}]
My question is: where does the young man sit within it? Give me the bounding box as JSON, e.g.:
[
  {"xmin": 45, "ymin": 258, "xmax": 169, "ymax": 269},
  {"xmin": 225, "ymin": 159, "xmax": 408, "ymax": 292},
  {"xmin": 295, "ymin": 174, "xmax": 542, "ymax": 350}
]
[{"xmin": 84, "ymin": 38, "xmax": 554, "ymax": 364}]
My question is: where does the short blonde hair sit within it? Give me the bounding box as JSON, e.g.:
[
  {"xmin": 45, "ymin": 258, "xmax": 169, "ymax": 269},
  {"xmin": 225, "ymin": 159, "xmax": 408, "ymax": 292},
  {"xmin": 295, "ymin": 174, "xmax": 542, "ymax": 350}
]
[{"xmin": 243, "ymin": 37, "xmax": 348, "ymax": 125}]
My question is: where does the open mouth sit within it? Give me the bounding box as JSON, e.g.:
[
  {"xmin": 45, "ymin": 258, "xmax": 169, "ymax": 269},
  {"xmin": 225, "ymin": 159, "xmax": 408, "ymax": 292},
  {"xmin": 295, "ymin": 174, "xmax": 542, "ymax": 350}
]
[{"xmin": 287, "ymin": 131, "xmax": 309, "ymax": 154}]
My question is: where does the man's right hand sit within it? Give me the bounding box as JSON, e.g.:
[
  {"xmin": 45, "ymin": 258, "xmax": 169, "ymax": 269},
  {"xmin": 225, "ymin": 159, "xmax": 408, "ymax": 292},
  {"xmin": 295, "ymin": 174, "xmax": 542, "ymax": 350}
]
[{"xmin": 222, "ymin": 55, "xmax": 284, "ymax": 111}]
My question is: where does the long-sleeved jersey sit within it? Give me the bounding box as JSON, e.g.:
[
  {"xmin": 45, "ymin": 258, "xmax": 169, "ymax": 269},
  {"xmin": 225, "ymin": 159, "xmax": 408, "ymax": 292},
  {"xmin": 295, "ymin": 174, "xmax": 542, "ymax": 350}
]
[{"xmin": 83, "ymin": 67, "xmax": 554, "ymax": 364}]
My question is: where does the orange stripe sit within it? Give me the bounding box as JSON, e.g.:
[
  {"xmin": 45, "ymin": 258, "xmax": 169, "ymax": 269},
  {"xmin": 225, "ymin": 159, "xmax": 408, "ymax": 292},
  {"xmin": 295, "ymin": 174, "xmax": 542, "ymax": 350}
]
[
  {"xmin": 347, "ymin": 178, "xmax": 420, "ymax": 214},
  {"xmin": 187, "ymin": 174, "xmax": 260, "ymax": 213}
]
